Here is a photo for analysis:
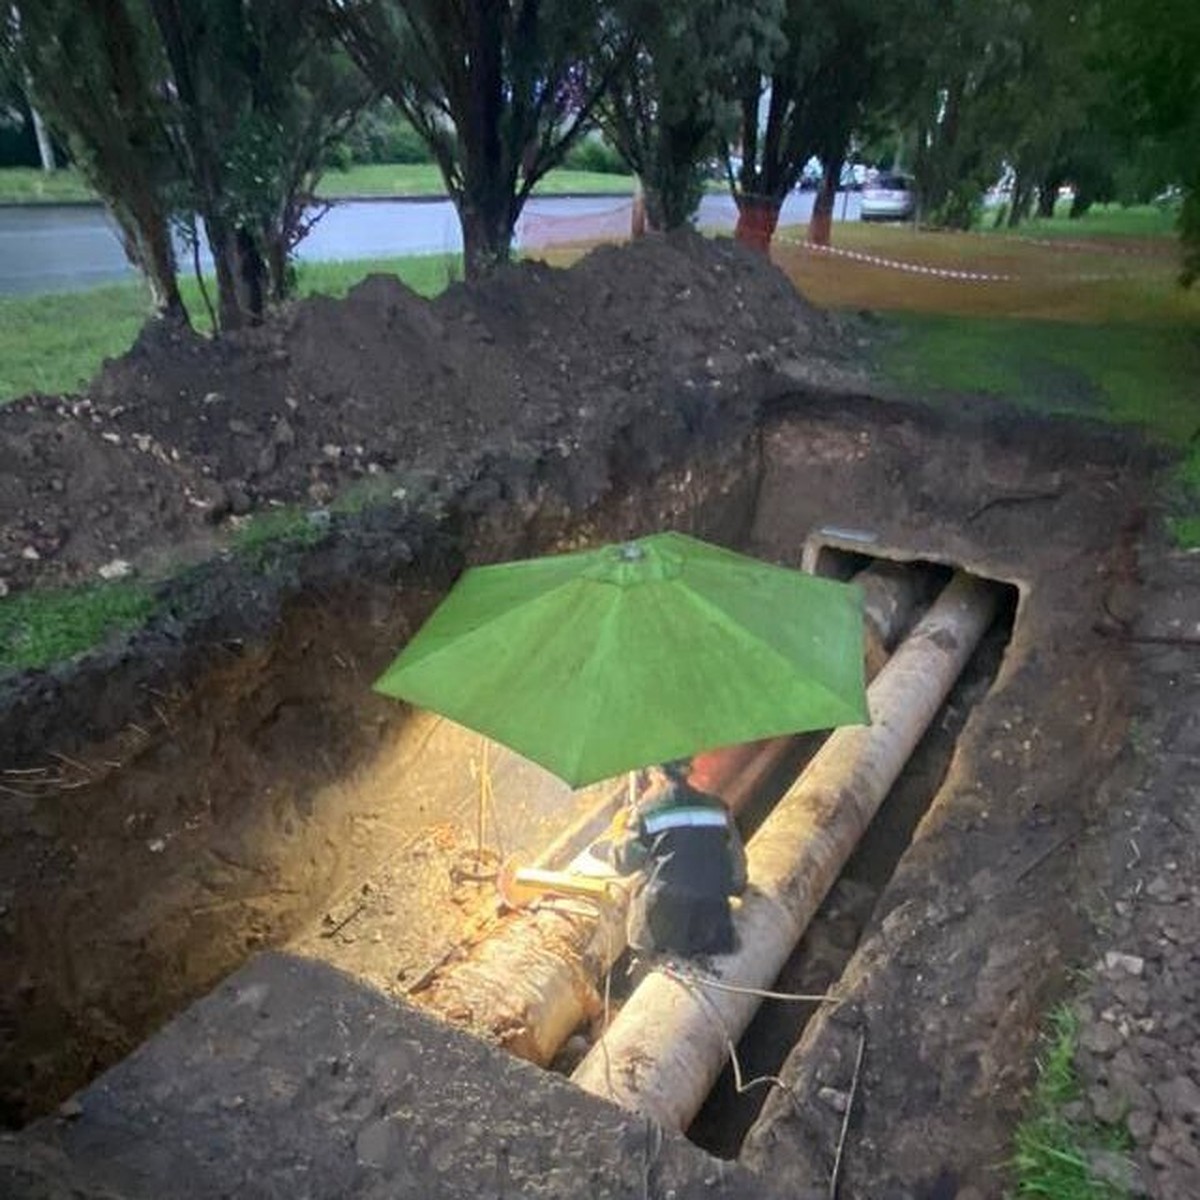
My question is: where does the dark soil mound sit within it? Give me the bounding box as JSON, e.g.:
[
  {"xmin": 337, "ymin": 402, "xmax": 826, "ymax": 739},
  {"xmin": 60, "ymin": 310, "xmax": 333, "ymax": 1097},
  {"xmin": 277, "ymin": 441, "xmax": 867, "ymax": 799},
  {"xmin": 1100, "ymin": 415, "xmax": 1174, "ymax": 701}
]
[{"xmin": 0, "ymin": 233, "xmax": 840, "ymax": 593}]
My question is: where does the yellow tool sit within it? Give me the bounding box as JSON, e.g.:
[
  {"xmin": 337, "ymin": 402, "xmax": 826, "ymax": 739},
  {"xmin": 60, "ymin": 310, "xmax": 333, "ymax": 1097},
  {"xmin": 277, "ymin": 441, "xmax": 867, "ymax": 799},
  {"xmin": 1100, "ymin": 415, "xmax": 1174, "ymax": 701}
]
[{"xmin": 497, "ymin": 858, "xmax": 623, "ymax": 909}]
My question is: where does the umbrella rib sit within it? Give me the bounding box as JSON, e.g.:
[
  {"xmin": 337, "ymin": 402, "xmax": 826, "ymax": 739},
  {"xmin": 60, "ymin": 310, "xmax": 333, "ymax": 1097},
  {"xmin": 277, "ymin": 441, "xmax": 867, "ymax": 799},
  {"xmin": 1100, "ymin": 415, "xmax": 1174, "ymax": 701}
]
[{"xmin": 559, "ymin": 594, "xmax": 625, "ymax": 784}]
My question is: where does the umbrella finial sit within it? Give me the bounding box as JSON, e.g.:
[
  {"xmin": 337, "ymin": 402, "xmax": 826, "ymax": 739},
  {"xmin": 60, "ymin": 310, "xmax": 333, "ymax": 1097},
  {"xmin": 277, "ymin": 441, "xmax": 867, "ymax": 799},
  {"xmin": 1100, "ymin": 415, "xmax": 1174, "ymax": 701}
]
[{"xmin": 618, "ymin": 542, "xmax": 646, "ymax": 562}]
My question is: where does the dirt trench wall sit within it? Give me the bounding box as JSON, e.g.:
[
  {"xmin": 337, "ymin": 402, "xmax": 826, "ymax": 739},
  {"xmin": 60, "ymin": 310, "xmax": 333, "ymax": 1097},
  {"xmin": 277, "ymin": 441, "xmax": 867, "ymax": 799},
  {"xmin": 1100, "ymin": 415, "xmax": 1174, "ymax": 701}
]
[
  {"xmin": 740, "ymin": 397, "xmax": 1147, "ymax": 1198},
  {"xmin": 0, "ymin": 403, "xmax": 763, "ymax": 1127}
]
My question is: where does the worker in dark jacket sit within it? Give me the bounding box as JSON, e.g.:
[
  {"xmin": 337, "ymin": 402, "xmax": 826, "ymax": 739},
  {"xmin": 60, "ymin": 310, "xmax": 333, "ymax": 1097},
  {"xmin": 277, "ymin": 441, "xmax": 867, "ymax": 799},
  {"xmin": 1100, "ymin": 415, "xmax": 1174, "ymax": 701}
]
[{"xmin": 612, "ymin": 759, "xmax": 747, "ymax": 956}]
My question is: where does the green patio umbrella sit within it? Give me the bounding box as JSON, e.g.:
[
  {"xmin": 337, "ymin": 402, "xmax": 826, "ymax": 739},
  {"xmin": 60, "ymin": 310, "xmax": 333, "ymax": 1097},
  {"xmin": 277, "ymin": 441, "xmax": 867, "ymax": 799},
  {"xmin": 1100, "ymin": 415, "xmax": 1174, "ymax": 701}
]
[{"xmin": 373, "ymin": 532, "xmax": 868, "ymax": 788}]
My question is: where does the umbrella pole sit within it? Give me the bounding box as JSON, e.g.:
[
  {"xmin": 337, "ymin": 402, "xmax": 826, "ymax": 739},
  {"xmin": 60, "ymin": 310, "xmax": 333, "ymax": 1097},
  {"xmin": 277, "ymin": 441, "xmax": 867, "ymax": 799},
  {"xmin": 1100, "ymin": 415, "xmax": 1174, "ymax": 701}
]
[
  {"xmin": 475, "ymin": 736, "xmax": 503, "ymax": 864},
  {"xmin": 570, "ymin": 572, "xmax": 1001, "ymax": 1129},
  {"xmin": 477, "ymin": 738, "xmax": 486, "ymax": 861}
]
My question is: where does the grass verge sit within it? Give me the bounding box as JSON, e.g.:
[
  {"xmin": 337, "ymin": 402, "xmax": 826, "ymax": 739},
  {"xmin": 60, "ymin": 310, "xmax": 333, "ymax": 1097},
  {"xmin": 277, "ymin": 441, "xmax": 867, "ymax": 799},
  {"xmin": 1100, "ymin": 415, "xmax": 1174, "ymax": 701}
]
[
  {"xmin": 228, "ymin": 507, "xmax": 330, "ymax": 567},
  {"xmin": 0, "ymin": 167, "xmax": 94, "ymax": 203},
  {"xmin": 871, "ymin": 313, "xmax": 1200, "ymax": 548},
  {"xmin": 0, "ymin": 253, "xmax": 458, "ymax": 404},
  {"xmin": 0, "ymin": 164, "xmax": 633, "ymax": 205},
  {"xmin": 874, "ymin": 314, "xmax": 1200, "ymax": 440},
  {"xmin": 0, "ymin": 581, "xmax": 156, "ymax": 674},
  {"xmin": 318, "ymin": 163, "xmax": 632, "ymax": 198},
  {"xmin": 1012, "ymin": 1006, "xmax": 1132, "ymax": 1198},
  {"xmin": 982, "ymin": 201, "xmax": 1180, "ymax": 241}
]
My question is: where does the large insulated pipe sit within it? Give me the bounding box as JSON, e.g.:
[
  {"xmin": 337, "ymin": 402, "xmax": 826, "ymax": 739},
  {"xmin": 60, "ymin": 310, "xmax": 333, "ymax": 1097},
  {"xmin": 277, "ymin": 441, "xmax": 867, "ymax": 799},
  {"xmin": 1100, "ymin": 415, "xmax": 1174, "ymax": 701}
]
[
  {"xmin": 571, "ymin": 572, "xmax": 999, "ymax": 1127},
  {"xmin": 416, "ymin": 562, "xmax": 927, "ymax": 1064}
]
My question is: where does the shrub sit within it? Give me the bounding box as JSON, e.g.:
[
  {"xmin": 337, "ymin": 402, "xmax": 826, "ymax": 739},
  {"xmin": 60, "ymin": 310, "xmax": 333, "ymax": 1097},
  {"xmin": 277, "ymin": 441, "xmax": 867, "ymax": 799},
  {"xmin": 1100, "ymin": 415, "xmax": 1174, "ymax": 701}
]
[
  {"xmin": 562, "ymin": 137, "xmax": 630, "ymax": 176},
  {"xmin": 337, "ymin": 100, "xmax": 431, "ymax": 165}
]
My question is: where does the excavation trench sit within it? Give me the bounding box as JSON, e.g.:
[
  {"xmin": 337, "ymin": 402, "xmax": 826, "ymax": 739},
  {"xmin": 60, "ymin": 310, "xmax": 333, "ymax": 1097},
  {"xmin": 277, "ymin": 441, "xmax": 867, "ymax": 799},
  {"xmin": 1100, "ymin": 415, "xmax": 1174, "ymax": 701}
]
[{"xmin": 0, "ymin": 393, "xmax": 1143, "ymax": 1200}]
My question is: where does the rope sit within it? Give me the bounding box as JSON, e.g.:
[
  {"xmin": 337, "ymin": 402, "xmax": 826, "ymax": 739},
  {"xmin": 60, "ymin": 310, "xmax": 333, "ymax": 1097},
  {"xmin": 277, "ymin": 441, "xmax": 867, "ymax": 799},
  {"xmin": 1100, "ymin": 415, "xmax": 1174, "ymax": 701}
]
[
  {"xmin": 776, "ymin": 233, "xmax": 1164, "ymax": 283},
  {"xmin": 661, "ymin": 959, "xmax": 839, "ymax": 1005},
  {"xmin": 663, "ymin": 960, "xmax": 809, "ymax": 1118}
]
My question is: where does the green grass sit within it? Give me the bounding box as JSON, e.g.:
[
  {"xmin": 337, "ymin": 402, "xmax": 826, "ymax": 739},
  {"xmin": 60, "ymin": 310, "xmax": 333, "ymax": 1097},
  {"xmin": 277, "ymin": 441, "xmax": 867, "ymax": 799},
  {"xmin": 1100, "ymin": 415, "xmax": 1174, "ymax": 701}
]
[
  {"xmin": 0, "ymin": 166, "xmax": 95, "ymax": 203},
  {"xmin": 0, "ymin": 284, "xmax": 153, "ymax": 400},
  {"xmin": 1012, "ymin": 1006, "xmax": 1133, "ymax": 1199},
  {"xmin": 228, "ymin": 506, "xmax": 330, "ymax": 567},
  {"xmin": 1166, "ymin": 512, "xmax": 1200, "ymax": 547},
  {"xmin": 290, "ymin": 252, "xmax": 459, "ymax": 299},
  {"xmin": 877, "ymin": 314, "xmax": 1200, "ymax": 441},
  {"xmin": 0, "ymin": 163, "xmax": 633, "ymax": 205},
  {"xmin": 0, "ymin": 580, "xmax": 156, "ymax": 673},
  {"xmin": 874, "ymin": 313, "xmax": 1200, "ymax": 546},
  {"xmin": 986, "ymin": 202, "xmax": 1180, "ymax": 241},
  {"xmin": 318, "ymin": 163, "xmax": 633, "ymax": 198},
  {"xmin": 0, "ymin": 253, "xmax": 458, "ymax": 404}
]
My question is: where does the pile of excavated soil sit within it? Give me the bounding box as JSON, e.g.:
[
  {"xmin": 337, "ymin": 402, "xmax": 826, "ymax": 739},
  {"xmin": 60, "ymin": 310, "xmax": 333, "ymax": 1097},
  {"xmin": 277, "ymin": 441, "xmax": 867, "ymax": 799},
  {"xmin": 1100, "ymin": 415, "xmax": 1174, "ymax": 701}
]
[{"xmin": 0, "ymin": 233, "xmax": 846, "ymax": 594}]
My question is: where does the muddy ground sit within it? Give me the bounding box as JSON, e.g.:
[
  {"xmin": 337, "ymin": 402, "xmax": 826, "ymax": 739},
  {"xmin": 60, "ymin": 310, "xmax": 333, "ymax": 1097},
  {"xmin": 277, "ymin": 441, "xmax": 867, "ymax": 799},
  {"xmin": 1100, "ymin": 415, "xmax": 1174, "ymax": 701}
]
[{"xmin": 1, "ymin": 232, "xmax": 1196, "ymax": 1198}]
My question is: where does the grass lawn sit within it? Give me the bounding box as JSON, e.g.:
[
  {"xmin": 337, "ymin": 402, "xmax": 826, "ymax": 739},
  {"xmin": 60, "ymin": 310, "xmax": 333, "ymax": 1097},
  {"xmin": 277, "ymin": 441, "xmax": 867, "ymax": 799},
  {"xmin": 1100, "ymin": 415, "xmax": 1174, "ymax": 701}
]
[
  {"xmin": 875, "ymin": 314, "xmax": 1200, "ymax": 442},
  {"xmin": 770, "ymin": 218, "xmax": 1200, "ymax": 546},
  {"xmin": 318, "ymin": 163, "xmax": 633, "ymax": 197},
  {"xmin": 0, "ymin": 253, "xmax": 458, "ymax": 403},
  {"xmin": 981, "ymin": 200, "xmax": 1181, "ymax": 241},
  {"xmin": 0, "ymin": 163, "xmax": 632, "ymax": 205},
  {"xmin": 0, "ymin": 580, "xmax": 156, "ymax": 672},
  {"xmin": 0, "ymin": 166, "xmax": 95, "ymax": 203}
]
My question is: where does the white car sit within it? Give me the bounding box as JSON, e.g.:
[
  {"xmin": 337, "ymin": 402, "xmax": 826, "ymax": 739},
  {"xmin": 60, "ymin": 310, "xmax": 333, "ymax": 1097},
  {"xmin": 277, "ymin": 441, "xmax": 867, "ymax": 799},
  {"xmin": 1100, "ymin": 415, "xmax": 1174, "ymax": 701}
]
[{"xmin": 860, "ymin": 173, "xmax": 915, "ymax": 221}]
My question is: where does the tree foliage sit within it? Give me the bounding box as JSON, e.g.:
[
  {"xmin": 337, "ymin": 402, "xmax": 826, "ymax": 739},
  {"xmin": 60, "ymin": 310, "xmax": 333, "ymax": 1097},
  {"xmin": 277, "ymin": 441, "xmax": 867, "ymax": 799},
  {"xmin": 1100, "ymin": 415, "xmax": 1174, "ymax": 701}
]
[
  {"xmin": 880, "ymin": 0, "xmax": 1027, "ymax": 228},
  {"xmin": 330, "ymin": 0, "xmax": 613, "ymax": 278},
  {"xmin": 1097, "ymin": 0, "xmax": 1200, "ymax": 283},
  {"xmin": 4, "ymin": 1, "xmax": 185, "ymax": 318},
  {"xmin": 7, "ymin": 0, "xmax": 367, "ymax": 329},
  {"xmin": 149, "ymin": 0, "xmax": 369, "ymax": 325},
  {"xmin": 729, "ymin": 0, "xmax": 889, "ymax": 248},
  {"xmin": 597, "ymin": 0, "xmax": 781, "ymax": 232}
]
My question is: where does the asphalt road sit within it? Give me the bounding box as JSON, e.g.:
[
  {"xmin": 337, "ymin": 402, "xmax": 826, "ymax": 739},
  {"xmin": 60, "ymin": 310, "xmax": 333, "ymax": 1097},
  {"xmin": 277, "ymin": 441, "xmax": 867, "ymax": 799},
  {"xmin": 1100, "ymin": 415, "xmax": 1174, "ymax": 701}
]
[{"xmin": 0, "ymin": 190, "xmax": 862, "ymax": 297}]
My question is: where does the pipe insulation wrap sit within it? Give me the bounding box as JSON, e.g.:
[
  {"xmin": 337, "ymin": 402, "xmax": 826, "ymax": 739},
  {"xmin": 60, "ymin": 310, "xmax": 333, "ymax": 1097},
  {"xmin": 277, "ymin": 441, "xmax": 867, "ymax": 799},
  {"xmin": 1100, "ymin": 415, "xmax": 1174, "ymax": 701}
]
[{"xmin": 570, "ymin": 572, "xmax": 1000, "ymax": 1128}]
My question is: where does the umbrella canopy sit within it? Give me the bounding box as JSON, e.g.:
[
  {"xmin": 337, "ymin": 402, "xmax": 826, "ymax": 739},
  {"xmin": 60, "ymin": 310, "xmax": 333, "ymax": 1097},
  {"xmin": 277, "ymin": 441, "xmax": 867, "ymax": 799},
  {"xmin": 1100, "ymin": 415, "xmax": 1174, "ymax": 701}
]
[{"xmin": 374, "ymin": 532, "xmax": 868, "ymax": 787}]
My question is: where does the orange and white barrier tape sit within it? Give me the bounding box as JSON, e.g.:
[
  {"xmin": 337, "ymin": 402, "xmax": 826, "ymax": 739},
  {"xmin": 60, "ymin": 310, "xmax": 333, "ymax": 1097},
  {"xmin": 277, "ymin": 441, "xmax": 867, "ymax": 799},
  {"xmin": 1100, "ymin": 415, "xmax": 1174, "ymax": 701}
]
[{"xmin": 776, "ymin": 235, "xmax": 1160, "ymax": 283}]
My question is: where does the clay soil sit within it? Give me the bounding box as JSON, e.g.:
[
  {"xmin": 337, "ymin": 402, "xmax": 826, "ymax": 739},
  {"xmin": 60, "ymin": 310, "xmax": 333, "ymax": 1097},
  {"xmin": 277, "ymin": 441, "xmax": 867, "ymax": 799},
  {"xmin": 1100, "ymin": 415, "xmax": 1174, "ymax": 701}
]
[{"xmin": 1, "ymin": 232, "xmax": 1197, "ymax": 1199}]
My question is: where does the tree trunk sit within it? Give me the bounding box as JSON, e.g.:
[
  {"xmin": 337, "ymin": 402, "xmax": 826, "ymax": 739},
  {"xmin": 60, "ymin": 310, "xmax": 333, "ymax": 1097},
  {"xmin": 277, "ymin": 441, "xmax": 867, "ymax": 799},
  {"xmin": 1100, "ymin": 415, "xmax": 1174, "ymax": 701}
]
[
  {"xmin": 28, "ymin": 101, "xmax": 56, "ymax": 172},
  {"xmin": 461, "ymin": 202, "xmax": 515, "ymax": 281},
  {"xmin": 1069, "ymin": 190, "xmax": 1093, "ymax": 220},
  {"xmin": 1006, "ymin": 174, "xmax": 1025, "ymax": 228},
  {"xmin": 266, "ymin": 234, "xmax": 290, "ymax": 304},
  {"xmin": 642, "ymin": 185, "xmax": 673, "ymax": 233},
  {"xmin": 206, "ymin": 221, "xmax": 268, "ymax": 329},
  {"xmin": 807, "ymin": 157, "xmax": 842, "ymax": 246},
  {"xmin": 734, "ymin": 196, "xmax": 781, "ymax": 254},
  {"xmin": 140, "ymin": 209, "xmax": 187, "ymax": 324},
  {"xmin": 631, "ymin": 182, "xmax": 647, "ymax": 239},
  {"xmin": 1036, "ymin": 176, "xmax": 1061, "ymax": 219},
  {"xmin": 207, "ymin": 224, "xmax": 245, "ymax": 331},
  {"xmin": 110, "ymin": 196, "xmax": 187, "ymax": 325},
  {"xmin": 234, "ymin": 227, "xmax": 266, "ymax": 321}
]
